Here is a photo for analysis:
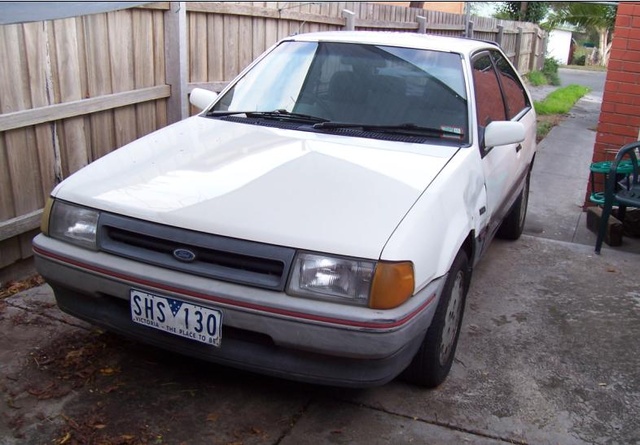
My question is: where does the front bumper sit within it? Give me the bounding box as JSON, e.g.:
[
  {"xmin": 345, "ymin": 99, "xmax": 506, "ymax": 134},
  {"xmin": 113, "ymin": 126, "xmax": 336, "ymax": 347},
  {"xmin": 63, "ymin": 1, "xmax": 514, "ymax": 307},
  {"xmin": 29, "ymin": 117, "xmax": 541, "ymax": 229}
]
[{"xmin": 33, "ymin": 234, "xmax": 445, "ymax": 387}]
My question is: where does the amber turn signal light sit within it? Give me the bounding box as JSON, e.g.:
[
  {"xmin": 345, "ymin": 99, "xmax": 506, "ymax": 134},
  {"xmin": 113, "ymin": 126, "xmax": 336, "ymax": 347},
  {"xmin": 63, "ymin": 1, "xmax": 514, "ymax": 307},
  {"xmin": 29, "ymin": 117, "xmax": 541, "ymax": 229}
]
[{"xmin": 369, "ymin": 261, "xmax": 414, "ymax": 309}]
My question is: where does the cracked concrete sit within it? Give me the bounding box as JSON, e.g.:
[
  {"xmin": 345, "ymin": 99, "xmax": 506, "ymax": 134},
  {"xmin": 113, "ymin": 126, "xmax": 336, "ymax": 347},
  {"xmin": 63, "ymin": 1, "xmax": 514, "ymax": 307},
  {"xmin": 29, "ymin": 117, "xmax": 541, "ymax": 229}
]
[{"xmin": 3, "ymin": 235, "xmax": 639, "ymax": 444}]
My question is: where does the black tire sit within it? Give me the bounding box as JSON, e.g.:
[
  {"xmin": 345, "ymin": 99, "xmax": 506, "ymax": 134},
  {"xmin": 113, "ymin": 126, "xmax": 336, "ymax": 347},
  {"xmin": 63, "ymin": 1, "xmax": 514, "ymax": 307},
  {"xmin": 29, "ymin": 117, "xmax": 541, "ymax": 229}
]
[
  {"xmin": 402, "ymin": 249, "xmax": 470, "ymax": 388},
  {"xmin": 497, "ymin": 172, "xmax": 530, "ymax": 240}
]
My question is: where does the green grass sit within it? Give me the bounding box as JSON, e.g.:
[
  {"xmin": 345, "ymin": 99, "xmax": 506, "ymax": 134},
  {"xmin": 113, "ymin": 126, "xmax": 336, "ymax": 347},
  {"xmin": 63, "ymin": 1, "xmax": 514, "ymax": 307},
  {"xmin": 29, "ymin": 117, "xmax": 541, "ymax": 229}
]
[
  {"xmin": 534, "ymin": 85, "xmax": 591, "ymax": 115},
  {"xmin": 527, "ymin": 70, "xmax": 547, "ymax": 86}
]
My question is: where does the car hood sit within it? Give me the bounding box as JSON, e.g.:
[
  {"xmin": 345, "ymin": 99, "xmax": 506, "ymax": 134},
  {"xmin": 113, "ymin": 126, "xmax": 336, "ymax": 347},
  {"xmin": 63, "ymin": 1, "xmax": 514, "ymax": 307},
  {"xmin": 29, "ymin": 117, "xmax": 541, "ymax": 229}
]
[{"xmin": 53, "ymin": 117, "xmax": 458, "ymax": 259}]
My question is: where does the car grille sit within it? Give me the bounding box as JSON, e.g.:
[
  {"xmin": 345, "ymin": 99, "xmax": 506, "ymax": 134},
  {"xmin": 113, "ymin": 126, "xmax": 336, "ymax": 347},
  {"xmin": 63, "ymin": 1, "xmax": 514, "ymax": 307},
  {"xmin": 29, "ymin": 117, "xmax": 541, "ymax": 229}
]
[{"xmin": 98, "ymin": 213, "xmax": 296, "ymax": 291}]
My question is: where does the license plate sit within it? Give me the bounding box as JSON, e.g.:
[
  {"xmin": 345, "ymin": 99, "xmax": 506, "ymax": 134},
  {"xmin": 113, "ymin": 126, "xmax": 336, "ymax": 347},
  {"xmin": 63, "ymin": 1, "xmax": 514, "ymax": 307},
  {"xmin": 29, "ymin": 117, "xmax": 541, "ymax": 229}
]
[{"xmin": 130, "ymin": 289, "xmax": 222, "ymax": 347}]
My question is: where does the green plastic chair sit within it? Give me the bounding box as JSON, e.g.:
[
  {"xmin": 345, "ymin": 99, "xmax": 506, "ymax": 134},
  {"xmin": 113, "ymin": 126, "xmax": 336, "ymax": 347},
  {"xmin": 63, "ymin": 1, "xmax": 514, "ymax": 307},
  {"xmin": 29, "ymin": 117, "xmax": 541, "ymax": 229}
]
[
  {"xmin": 589, "ymin": 159, "xmax": 634, "ymax": 205},
  {"xmin": 595, "ymin": 141, "xmax": 640, "ymax": 253}
]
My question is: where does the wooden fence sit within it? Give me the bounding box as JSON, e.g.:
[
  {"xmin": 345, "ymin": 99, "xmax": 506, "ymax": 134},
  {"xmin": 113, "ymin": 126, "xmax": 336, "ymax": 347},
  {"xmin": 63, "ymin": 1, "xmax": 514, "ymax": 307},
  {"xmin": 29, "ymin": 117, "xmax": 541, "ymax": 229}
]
[{"xmin": 0, "ymin": 1, "xmax": 545, "ymax": 275}]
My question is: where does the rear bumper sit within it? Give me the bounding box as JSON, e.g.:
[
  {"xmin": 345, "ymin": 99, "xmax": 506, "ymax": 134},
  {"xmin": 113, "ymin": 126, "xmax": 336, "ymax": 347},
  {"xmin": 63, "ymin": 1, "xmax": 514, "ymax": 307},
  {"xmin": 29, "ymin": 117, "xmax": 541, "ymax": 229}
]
[{"xmin": 33, "ymin": 234, "xmax": 444, "ymax": 387}]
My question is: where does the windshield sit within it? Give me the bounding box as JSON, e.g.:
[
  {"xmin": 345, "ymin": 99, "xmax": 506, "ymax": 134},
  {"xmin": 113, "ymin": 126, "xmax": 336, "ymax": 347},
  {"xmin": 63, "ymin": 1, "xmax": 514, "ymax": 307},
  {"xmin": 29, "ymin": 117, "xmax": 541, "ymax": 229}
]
[{"xmin": 212, "ymin": 41, "xmax": 468, "ymax": 143}]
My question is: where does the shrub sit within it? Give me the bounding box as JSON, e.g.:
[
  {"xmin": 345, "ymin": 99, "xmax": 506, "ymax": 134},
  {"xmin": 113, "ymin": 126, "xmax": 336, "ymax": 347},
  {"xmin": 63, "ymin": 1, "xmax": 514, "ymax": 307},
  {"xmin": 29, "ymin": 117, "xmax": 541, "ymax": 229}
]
[
  {"xmin": 572, "ymin": 49, "xmax": 588, "ymax": 66},
  {"xmin": 527, "ymin": 70, "xmax": 547, "ymax": 86},
  {"xmin": 542, "ymin": 57, "xmax": 559, "ymax": 76},
  {"xmin": 573, "ymin": 54, "xmax": 587, "ymax": 66},
  {"xmin": 546, "ymin": 71, "xmax": 561, "ymax": 86}
]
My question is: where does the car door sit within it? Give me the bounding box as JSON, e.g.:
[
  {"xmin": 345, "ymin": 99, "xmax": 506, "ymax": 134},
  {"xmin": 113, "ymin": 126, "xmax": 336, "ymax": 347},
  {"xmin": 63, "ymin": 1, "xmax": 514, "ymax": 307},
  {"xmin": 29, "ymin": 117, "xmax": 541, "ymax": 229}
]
[{"xmin": 472, "ymin": 50, "xmax": 532, "ymax": 239}]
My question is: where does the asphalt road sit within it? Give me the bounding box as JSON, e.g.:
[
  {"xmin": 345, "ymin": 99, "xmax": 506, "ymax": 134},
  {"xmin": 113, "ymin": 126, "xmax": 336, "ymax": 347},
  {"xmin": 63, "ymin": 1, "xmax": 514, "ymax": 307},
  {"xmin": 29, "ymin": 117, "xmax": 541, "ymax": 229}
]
[{"xmin": 558, "ymin": 67, "xmax": 606, "ymax": 95}]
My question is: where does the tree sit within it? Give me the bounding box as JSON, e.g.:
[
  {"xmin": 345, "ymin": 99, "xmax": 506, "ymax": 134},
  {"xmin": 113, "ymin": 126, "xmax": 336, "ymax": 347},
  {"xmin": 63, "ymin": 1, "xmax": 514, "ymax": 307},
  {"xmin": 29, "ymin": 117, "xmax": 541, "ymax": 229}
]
[
  {"xmin": 544, "ymin": 2, "xmax": 617, "ymax": 66},
  {"xmin": 495, "ymin": 2, "xmax": 549, "ymax": 23}
]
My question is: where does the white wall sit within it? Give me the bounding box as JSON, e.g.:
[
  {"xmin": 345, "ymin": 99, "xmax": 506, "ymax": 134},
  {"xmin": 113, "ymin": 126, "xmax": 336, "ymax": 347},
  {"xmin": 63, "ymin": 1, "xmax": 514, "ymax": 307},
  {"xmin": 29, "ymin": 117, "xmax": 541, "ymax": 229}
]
[{"xmin": 547, "ymin": 29, "xmax": 573, "ymax": 65}]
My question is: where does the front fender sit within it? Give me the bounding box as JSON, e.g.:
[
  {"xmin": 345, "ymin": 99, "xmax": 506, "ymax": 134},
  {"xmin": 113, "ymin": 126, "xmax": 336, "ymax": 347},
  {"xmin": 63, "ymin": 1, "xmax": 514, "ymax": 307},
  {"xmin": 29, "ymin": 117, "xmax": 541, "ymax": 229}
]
[{"xmin": 380, "ymin": 147, "xmax": 486, "ymax": 292}]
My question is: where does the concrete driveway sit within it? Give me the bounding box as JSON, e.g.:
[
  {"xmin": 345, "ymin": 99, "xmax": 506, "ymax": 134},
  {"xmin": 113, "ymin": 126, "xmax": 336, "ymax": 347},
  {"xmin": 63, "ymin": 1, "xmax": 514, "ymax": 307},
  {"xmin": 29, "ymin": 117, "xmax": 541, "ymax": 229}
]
[{"xmin": 2, "ymin": 237, "xmax": 639, "ymax": 445}]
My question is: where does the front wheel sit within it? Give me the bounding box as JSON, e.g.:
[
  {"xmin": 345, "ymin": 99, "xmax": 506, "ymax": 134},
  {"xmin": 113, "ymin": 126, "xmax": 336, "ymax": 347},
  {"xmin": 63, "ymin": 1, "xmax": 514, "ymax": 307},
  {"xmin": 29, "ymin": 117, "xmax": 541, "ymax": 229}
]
[
  {"xmin": 401, "ymin": 249, "xmax": 470, "ymax": 388},
  {"xmin": 497, "ymin": 172, "xmax": 530, "ymax": 240}
]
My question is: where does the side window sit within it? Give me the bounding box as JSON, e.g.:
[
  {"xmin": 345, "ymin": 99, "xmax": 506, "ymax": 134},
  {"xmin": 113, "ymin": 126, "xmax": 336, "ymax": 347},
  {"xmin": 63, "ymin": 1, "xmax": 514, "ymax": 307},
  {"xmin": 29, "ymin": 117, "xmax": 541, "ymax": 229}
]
[
  {"xmin": 472, "ymin": 54, "xmax": 506, "ymax": 127},
  {"xmin": 492, "ymin": 50, "xmax": 529, "ymax": 119}
]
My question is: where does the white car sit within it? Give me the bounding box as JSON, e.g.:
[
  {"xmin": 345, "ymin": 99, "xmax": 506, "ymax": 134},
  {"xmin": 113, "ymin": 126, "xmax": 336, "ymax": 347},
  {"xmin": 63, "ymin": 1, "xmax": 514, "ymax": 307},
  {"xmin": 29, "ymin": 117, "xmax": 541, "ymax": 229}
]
[{"xmin": 33, "ymin": 31, "xmax": 536, "ymax": 388}]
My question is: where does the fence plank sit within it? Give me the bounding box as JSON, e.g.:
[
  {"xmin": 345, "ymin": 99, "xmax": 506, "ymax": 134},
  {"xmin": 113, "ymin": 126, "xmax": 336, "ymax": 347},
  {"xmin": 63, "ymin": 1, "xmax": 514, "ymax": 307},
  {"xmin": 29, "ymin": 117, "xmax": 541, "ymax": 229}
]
[
  {"xmin": 1, "ymin": 25, "xmax": 44, "ymax": 216},
  {"xmin": 0, "ymin": 210, "xmax": 42, "ymax": 242},
  {"xmin": 153, "ymin": 8, "xmax": 168, "ymax": 128},
  {"xmin": 133, "ymin": 9, "xmax": 158, "ymax": 139},
  {"xmin": 223, "ymin": 13, "xmax": 240, "ymax": 79},
  {"xmin": 187, "ymin": 2, "xmax": 344, "ymax": 26},
  {"xmin": 0, "ymin": 86, "xmax": 170, "ymax": 132},
  {"xmin": 84, "ymin": 13, "xmax": 117, "ymax": 161},
  {"xmin": 23, "ymin": 22, "xmax": 58, "ymax": 198},
  {"xmin": 190, "ymin": 11, "xmax": 208, "ymax": 83},
  {"xmin": 0, "ymin": 238, "xmax": 21, "ymax": 270},
  {"xmin": 19, "ymin": 230, "xmax": 39, "ymax": 258},
  {"xmin": 188, "ymin": 81, "xmax": 229, "ymax": 92},
  {"xmin": 53, "ymin": 18, "xmax": 88, "ymax": 177},
  {"xmin": 251, "ymin": 4, "xmax": 266, "ymax": 59},
  {"xmin": 0, "ymin": 137, "xmax": 16, "ymax": 222},
  {"xmin": 238, "ymin": 14, "xmax": 253, "ymax": 70},
  {"xmin": 108, "ymin": 11, "xmax": 138, "ymax": 149},
  {"xmin": 208, "ymin": 12, "xmax": 224, "ymax": 82},
  {"xmin": 264, "ymin": 16, "xmax": 278, "ymax": 50}
]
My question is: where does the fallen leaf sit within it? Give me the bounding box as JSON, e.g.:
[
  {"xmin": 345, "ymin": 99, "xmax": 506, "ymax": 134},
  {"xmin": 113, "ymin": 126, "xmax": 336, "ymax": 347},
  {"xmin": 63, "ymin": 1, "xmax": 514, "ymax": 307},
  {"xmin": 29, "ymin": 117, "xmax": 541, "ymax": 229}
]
[
  {"xmin": 206, "ymin": 413, "xmax": 219, "ymax": 422},
  {"xmin": 27, "ymin": 381, "xmax": 57, "ymax": 397},
  {"xmin": 101, "ymin": 384, "xmax": 123, "ymax": 394},
  {"xmin": 0, "ymin": 275, "xmax": 45, "ymax": 299},
  {"xmin": 57, "ymin": 432, "xmax": 71, "ymax": 445},
  {"xmin": 62, "ymin": 414, "xmax": 81, "ymax": 430}
]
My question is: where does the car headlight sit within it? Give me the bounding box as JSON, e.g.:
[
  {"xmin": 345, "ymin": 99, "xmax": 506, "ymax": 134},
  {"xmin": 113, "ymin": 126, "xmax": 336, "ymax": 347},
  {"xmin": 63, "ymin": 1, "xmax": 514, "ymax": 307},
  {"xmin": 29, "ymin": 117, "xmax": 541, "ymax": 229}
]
[
  {"xmin": 287, "ymin": 252, "xmax": 414, "ymax": 309},
  {"xmin": 48, "ymin": 200, "xmax": 100, "ymax": 250}
]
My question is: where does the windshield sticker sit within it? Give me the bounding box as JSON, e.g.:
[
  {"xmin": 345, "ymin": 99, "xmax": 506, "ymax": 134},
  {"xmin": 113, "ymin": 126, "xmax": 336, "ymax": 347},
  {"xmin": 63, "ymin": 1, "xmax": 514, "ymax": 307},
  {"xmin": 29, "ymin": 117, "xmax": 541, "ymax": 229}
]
[{"xmin": 440, "ymin": 126, "xmax": 463, "ymax": 139}]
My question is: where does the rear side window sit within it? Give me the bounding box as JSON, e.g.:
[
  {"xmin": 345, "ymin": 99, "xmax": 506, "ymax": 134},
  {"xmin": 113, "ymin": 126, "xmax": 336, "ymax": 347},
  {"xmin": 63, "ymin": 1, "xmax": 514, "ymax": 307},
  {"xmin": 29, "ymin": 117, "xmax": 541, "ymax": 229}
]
[
  {"xmin": 491, "ymin": 50, "xmax": 529, "ymax": 119},
  {"xmin": 472, "ymin": 50, "xmax": 530, "ymax": 128},
  {"xmin": 472, "ymin": 54, "xmax": 506, "ymax": 126}
]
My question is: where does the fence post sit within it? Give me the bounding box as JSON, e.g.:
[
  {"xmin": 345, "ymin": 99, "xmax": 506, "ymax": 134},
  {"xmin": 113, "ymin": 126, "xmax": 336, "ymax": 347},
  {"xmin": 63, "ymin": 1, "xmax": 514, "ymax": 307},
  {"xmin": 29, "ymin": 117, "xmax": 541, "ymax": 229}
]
[
  {"xmin": 515, "ymin": 27, "xmax": 523, "ymax": 72},
  {"xmin": 540, "ymin": 33, "xmax": 548, "ymax": 69},
  {"xmin": 496, "ymin": 24, "xmax": 504, "ymax": 46},
  {"xmin": 529, "ymin": 29, "xmax": 539, "ymax": 72},
  {"xmin": 466, "ymin": 20, "xmax": 474, "ymax": 39},
  {"xmin": 165, "ymin": 1, "xmax": 188, "ymax": 124},
  {"xmin": 416, "ymin": 16, "xmax": 427, "ymax": 34},
  {"xmin": 342, "ymin": 9, "xmax": 355, "ymax": 31}
]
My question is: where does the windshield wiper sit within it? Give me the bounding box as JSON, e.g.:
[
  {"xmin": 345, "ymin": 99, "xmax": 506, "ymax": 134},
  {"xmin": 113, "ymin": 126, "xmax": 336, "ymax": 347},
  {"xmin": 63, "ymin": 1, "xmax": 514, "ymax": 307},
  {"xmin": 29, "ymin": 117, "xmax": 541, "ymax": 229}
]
[
  {"xmin": 312, "ymin": 122, "xmax": 463, "ymax": 138},
  {"xmin": 208, "ymin": 109, "xmax": 329, "ymax": 123}
]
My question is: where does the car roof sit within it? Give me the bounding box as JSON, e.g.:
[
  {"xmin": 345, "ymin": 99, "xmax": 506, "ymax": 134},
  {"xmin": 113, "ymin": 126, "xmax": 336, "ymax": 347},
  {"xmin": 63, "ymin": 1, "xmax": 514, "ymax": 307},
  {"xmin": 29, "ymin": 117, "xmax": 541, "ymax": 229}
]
[{"xmin": 288, "ymin": 31, "xmax": 498, "ymax": 56}]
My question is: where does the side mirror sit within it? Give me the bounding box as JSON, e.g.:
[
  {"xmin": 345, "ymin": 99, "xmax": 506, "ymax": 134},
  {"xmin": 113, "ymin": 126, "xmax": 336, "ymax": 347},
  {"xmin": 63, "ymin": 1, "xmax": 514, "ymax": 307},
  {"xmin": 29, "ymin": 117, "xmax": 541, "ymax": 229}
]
[
  {"xmin": 189, "ymin": 88, "xmax": 218, "ymax": 111},
  {"xmin": 483, "ymin": 121, "xmax": 525, "ymax": 148}
]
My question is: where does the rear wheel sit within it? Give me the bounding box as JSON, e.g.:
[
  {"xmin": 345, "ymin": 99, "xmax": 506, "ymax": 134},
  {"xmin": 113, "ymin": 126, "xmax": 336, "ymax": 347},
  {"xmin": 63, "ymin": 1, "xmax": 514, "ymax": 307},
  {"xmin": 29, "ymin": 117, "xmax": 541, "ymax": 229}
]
[
  {"xmin": 402, "ymin": 249, "xmax": 470, "ymax": 388},
  {"xmin": 497, "ymin": 172, "xmax": 530, "ymax": 240}
]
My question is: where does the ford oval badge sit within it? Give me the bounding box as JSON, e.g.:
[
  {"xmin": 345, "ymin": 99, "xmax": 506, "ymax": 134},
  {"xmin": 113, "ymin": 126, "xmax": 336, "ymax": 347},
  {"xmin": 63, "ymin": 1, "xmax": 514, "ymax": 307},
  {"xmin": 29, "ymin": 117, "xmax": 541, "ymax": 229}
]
[{"xmin": 173, "ymin": 248, "xmax": 196, "ymax": 263}]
